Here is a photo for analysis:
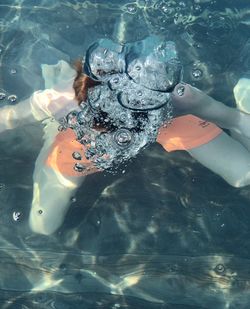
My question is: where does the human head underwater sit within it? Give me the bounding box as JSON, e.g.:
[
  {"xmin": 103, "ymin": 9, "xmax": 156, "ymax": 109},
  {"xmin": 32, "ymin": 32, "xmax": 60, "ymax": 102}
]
[{"xmin": 63, "ymin": 35, "xmax": 183, "ymax": 171}]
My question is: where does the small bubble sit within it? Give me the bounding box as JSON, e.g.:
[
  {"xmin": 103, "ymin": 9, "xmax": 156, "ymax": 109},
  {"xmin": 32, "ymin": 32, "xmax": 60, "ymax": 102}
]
[
  {"xmin": 192, "ymin": 68, "xmax": 203, "ymax": 79},
  {"xmin": 214, "ymin": 264, "xmax": 225, "ymax": 274},
  {"xmin": 74, "ymin": 163, "xmax": 85, "ymax": 172},
  {"xmin": 135, "ymin": 65, "xmax": 141, "ymax": 71},
  {"xmin": 13, "ymin": 211, "xmax": 21, "ymax": 221},
  {"xmin": 8, "ymin": 94, "xmax": 17, "ymax": 103},
  {"xmin": 71, "ymin": 197, "xmax": 77, "ymax": 203},
  {"xmin": 58, "ymin": 125, "xmax": 66, "ymax": 132},
  {"xmin": 66, "ymin": 111, "xmax": 78, "ymax": 127},
  {"xmin": 176, "ymin": 85, "xmax": 185, "ymax": 96},
  {"xmin": 10, "ymin": 68, "xmax": 17, "ymax": 75},
  {"xmin": 193, "ymin": 4, "xmax": 201, "ymax": 12},
  {"xmin": 114, "ymin": 129, "xmax": 132, "ymax": 147},
  {"xmin": 112, "ymin": 77, "xmax": 119, "ymax": 84},
  {"xmin": 0, "ymin": 92, "xmax": 6, "ymax": 100},
  {"xmin": 72, "ymin": 152, "xmax": 82, "ymax": 160},
  {"xmin": 125, "ymin": 3, "xmax": 137, "ymax": 14},
  {"xmin": 161, "ymin": 5, "xmax": 169, "ymax": 13},
  {"xmin": 59, "ymin": 263, "xmax": 67, "ymax": 271},
  {"xmin": 38, "ymin": 209, "xmax": 43, "ymax": 215}
]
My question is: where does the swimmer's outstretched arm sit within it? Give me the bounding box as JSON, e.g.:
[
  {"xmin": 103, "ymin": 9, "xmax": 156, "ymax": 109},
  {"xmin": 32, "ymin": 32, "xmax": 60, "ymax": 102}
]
[
  {"xmin": 172, "ymin": 83, "xmax": 250, "ymax": 139},
  {"xmin": 0, "ymin": 98, "xmax": 38, "ymax": 132},
  {"xmin": 0, "ymin": 87, "xmax": 76, "ymax": 132}
]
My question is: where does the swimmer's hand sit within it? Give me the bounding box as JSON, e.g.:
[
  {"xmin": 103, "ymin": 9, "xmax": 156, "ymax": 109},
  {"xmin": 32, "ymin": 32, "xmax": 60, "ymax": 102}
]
[
  {"xmin": 0, "ymin": 98, "xmax": 38, "ymax": 133},
  {"xmin": 171, "ymin": 83, "xmax": 250, "ymax": 138}
]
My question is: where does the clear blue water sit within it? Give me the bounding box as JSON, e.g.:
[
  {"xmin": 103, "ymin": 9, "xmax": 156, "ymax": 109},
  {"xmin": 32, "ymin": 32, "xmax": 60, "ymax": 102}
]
[{"xmin": 1, "ymin": 0, "xmax": 250, "ymax": 308}]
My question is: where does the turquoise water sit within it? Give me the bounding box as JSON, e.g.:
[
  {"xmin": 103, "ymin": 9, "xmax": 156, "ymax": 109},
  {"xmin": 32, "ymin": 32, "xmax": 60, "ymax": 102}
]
[{"xmin": 1, "ymin": 0, "xmax": 250, "ymax": 308}]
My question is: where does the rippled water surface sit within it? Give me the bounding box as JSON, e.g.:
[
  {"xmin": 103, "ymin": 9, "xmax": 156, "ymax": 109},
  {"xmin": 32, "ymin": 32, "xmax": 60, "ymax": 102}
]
[{"xmin": 2, "ymin": 0, "xmax": 250, "ymax": 308}]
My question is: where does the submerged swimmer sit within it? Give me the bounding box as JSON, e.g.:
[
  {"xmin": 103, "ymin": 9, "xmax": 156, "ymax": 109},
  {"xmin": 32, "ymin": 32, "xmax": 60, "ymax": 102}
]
[{"xmin": 1, "ymin": 36, "xmax": 250, "ymax": 235}]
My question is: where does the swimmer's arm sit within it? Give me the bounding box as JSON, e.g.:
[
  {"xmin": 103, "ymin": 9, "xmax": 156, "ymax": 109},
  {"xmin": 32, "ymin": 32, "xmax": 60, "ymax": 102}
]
[
  {"xmin": 0, "ymin": 88, "xmax": 75, "ymax": 132},
  {"xmin": 172, "ymin": 84, "xmax": 250, "ymax": 138},
  {"xmin": 0, "ymin": 97, "xmax": 38, "ymax": 132}
]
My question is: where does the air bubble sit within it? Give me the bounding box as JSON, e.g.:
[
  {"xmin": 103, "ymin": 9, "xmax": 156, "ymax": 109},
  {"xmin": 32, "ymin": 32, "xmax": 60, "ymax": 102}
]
[
  {"xmin": 135, "ymin": 65, "xmax": 141, "ymax": 71},
  {"xmin": 161, "ymin": 5, "xmax": 169, "ymax": 13},
  {"xmin": 192, "ymin": 68, "xmax": 203, "ymax": 79},
  {"xmin": 13, "ymin": 211, "xmax": 21, "ymax": 221},
  {"xmin": 58, "ymin": 125, "xmax": 66, "ymax": 132},
  {"xmin": 214, "ymin": 264, "xmax": 225, "ymax": 274},
  {"xmin": 77, "ymin": 110, "xmax": 87, "ymax": 124},
  {"xmin": 112, "ymin": 77, "xmax": 119, "ymax": 84},
  {"xmin": 38, "ymin": 209, "xmax": 43, "ymax": 215},
  {"xmin": 0, "ymin": 92, "xmax": 6, "ymax": 100},
  {"xmin": 176, "ymin": 85, "xmax": 185, "ymax": 96},
  {"xmin": 74, "ymin": 163, "xmax": 85, "ymax": 172},
  {"xmin": 8, "ymin": 94, "xmax": 17, "ymax": 103},
  {"xmin": 193, "ymin": 4, "xmax": 201, "ymax": 12},
  {"xmin": 66, "ymin": 111, "xmax": 78, "ymax": 127},
  {"xmin": 125, "ymin": 3, "xmax": 138, "ymax": 14},
  {"xmin": 72, "ymin": 152, "xmax": 82, "ymax": 160},
  {"xmin": 10, "ymin": 69, "xmax": 17, "ymax": 75},
  {"xmin": 114, "ymin": 129, "xmax": 132, "ymax": 147}
]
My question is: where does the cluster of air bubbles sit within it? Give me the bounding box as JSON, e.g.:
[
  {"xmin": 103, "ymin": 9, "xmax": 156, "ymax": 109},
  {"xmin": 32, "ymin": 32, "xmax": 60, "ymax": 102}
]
[
  {"xmin": 206, "ymin": 13, "xmax": 235, "ymax": 44},
  {"xmin": 0, "ymin": 90, "xmax": 18, "ymax": 103},
  {"xmin": 62, "ymin": 37, "xmax": 180, "ymax": 171},
  {"xmin": 143, "ymin": 0, "xmax": 193, "ymax": 34}
]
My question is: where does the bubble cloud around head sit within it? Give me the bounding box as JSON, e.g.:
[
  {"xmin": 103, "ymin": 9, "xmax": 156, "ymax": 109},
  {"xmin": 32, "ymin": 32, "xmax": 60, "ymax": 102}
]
[{"xmin": 63, "ymin": 35, "xmax": 182, "ymax": 172}]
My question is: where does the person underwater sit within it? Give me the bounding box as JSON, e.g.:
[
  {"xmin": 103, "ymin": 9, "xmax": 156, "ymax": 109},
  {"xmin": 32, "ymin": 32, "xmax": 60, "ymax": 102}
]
[{"xmin": 1, "ymin": 35, "xmax": 250, "ymax": 235}]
